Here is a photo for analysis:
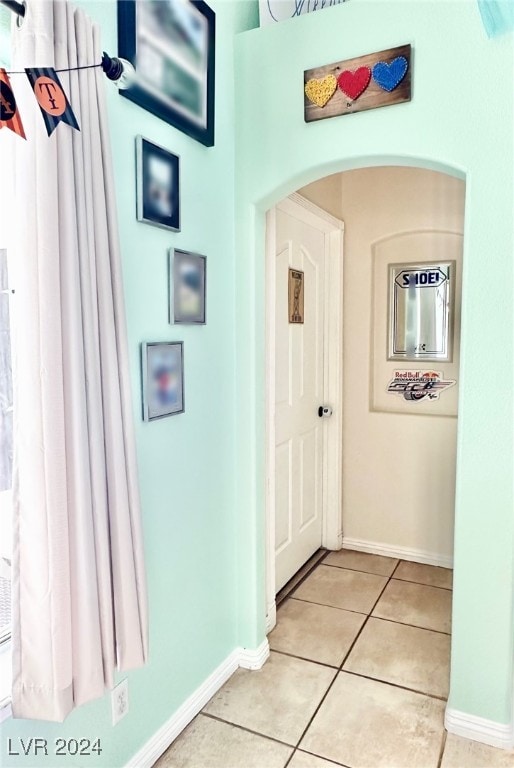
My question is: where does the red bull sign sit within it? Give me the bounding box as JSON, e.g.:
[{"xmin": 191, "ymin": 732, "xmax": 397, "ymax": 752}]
[{"xmin": 387, "ymin": 370, "xmax": 456, "ymax": 402}]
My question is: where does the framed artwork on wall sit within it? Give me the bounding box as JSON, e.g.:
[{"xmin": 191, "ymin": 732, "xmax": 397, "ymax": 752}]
[
  {"xmin": 136, "ymin": 136, "xmax": 180, "ymax": 231},
  {"xmin": 170, "ymin": 249, "xmax": 206, "ymax": 324},
  {"xmin": 141, "ymin": 341, "xmax": 185, "ymax": 421},
  {"xmin": 388, "ymin": 261, "xmax": 455, "ymax": 362},
  {"xmin": 119, "ymin": 0, "xmax": 215, "ymax": 147},
  {"xmin": 288, "ymin": 268, "xmax": 304, "ymax": 323}
]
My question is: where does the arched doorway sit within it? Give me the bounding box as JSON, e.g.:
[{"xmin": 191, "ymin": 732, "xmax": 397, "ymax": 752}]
[{"xmin": 264, "ymin": 165, "xmax": 464, "ymax": 631}]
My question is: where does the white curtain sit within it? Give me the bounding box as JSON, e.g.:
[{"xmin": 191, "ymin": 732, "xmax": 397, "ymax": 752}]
[{"xmin": 10, "ymin": 0, "xmax": 148, "ymax": 721}]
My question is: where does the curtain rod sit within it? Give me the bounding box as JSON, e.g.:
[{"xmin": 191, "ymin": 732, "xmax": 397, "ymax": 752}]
[
  {"xmin": 1, "ymin": 0, "xmax": 25, "ymax": 17},
  {"xmin": 0, "ymin": 0, "xmax": 135, "ymax": 87}
]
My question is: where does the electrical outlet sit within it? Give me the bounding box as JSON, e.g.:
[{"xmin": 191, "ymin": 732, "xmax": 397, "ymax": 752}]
[{"xmin": 111, "ymin": 679, "xmax": 129, "ymax": 726}]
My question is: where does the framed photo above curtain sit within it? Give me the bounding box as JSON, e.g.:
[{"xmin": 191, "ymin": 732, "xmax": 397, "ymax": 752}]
[
  {"xmin": 142, "ymin": 341, "xmax": 185, "ymax": 421},
  {"xmin": 118, "ymin": 0, "xmax": 215, "ymax": 147},
  {"xmin": 136, "ymin": 136, "xmax": 180, "ymax": 231},
  {"xmin": 170, "ymin": 249, "xmax": 206, "ymax": 325}
]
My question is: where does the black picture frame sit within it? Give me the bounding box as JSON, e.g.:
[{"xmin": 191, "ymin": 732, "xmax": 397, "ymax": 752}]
[
  {"xmin": 118, "ymin": 0, "xmax": 215, "ymax": 147},
  {"xmin": 136, "ymin": 136, "xmax": 180, "ymax": 232},
  {"xmin": 170, "ymin": 249, "xmax": 206, "ymax": 325}
]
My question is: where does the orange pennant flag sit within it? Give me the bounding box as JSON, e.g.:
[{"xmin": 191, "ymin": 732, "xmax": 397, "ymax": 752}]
[{"xmin": 0, "ymin": 69, "xmax": 26, "ymax": 139}]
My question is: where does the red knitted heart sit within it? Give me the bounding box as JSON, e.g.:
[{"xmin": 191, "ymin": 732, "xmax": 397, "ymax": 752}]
[{"xmin": 337, "ymin": 66, "xmax": 371, "ymax": 101}]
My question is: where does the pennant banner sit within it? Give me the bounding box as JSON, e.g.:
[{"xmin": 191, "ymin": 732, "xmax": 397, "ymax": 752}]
[
  {"xmin": 0, "ymin": 69, "xmax": 26, "ymax": 139},
  {"xmin": 25, "ymin": 67, "xmax": 80, "ymax": 136}
]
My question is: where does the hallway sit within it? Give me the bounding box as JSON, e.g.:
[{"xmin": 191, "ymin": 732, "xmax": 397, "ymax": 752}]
[{"xmin": 155, "ymin": 550, "xmax": 514, "ymax": 767}]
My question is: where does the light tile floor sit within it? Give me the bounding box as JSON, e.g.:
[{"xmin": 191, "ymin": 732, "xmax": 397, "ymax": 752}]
[{"xmin": 155, "ymin": 549, "xmax": 514, "ymax": 768}]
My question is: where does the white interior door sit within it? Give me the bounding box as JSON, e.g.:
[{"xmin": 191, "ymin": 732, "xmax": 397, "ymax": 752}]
[{"xmin": 274, "ymin": 204, "xmax": 327, "ymax": 592}]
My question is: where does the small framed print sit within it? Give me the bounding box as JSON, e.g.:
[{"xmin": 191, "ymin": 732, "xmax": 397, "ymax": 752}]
[
  {"xmin": 288, "ymin": 268, "xmax": 304, "ymax": 323},
  {"xmin": 142, "ymin": 341, "xmax": 184, "ymax": 421},
  {"xmin": 136, "ymin": 136, "xmax": 180, "ymax": 231},
  {"xmin": 170, "ymin": 249, "xmax": 206, "ymax": 324}
]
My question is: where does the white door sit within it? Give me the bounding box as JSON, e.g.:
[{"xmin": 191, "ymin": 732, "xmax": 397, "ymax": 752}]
[{"xmin": 274, "ymin": 204, "xmax": 327, "ymax": 592}]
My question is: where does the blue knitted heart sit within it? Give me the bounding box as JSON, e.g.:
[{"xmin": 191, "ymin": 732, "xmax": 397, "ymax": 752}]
[{"xmin": 372, "ymin": 56, "xmax": 408, "ymax": 92}]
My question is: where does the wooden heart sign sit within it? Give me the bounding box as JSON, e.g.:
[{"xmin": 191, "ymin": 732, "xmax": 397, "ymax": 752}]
[
  {"xmin": 304, "ymin": 75, "xmax": 337, "ymax": 108},
  {"xmin": 304, "ymin": 44, "xmax": 411, "ymax": 123}
]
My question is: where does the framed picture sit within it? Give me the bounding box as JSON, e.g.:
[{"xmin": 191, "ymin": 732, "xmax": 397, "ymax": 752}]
[
  {"xmin": 118, "ymin": 0, "xmax": 215, "ymax": 147},
  {"xmin": 288, "ymin": 268, "xmax": 304, "ymax": 323},
  {"xmin": 388, "ymin": 261, "xmax": 455, "ymax": 361},
  {"xmin": 136, "ymin": 136, "xmax": 180, "ymax": 231},
  {"xmin": 170, "ymin": 249, "xmax": 206, "ymax": 324},
  {"xmin": 141, "ymin": 341, "xmax": 184, "ymax": 421}
]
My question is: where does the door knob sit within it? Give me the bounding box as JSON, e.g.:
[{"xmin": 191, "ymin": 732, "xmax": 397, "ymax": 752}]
[{"xmin": 318, "ymin": 405, "xmax": 333, "ymax": 418}]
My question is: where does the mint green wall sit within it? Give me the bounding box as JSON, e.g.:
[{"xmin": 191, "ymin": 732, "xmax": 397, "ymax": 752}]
[
  {"xmin": 234, "ymin": 0, "xmax": 514, "ymax": 726},
  {"xmin": 2, "ymin": 0, "xmax": 514, "ymax": 762},
  {"xmin": 1, "ymin": 1, "xmax": 258, "ymax": 766}
]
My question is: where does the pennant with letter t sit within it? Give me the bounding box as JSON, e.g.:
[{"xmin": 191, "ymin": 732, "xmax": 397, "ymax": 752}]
[
  {"xmin": 0, "ymin": 69, "xmax": 26, "ymax": 139},
  {"xmin": 25, "ymin": 67, "xmax": 80, "ymax": 136}
]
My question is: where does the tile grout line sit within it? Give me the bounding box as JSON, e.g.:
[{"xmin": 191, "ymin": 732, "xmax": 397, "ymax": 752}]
[
  {"xmin": 437, "ymin": 728, "xmax": 448, "ymax": 768},
  {"xmin": 288, "ymin": 596, "xmax": 368, "ymax": 617},
  {"xmin": 320, "ymin": 559, "xmax": 452, "ymax": 590},
  {"xmin": 282, "ymin": 747, "xmax": 297, "ymax": 768},
  {"xmin": 290, "ymin": 666, "xmax": 340, "ymax": 753},
  {"xmin": 270, "ymin": 648, "xmax": 339, "ymax": 671},
  {"xmin": 288, "ymin": 596, "xmax": 451, "ymax": 635},
  {"xmin": 295, "ymin": 746, "xmax": 352, "ymax": 768},
  {"xmin": 323, "ymin": 561, "xmax": 395, "ymax": 577},
  {"xmin": 340, "ymin": 668, "xmax": 448, "ymax": 703},
  {"xmin": 389, "ymin": 559, "xmax": 402, "ymax": 579},
  {"xmin": 292, "ymin": 550, "xmax": 453, "ymax": 588},
  {"xmin": 364, "ymin": 614, "xmax": 451, "ymax": 637},
  {"xmin": 270, "ymin": 647, "xmax": 448, "ymax": 702},
  {"xmin": 200, "ymin": 712, "xmax": 297, "ymax": 751},
  {"xmin": 204, "ymin": 689, "xmax": 354, "ymax": 767},
  {"xmin": 389, "ymin": 577, "xmax": 453, "ymax": 593}
]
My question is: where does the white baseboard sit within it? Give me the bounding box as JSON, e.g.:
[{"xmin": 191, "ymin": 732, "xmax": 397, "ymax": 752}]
[
  {"xmin": 325, "ymin": 530, "xmax": 344, "ymax": 551},
  {"xmin": 445, "ymin": 707, "xmax": 514, "ymax": 750},
  {"xmin": 239, "ymin": 639, "xmax": 270, "ymax": 670},
  {"xmin": 342, "ymin": 536, "xmax": 453, "ymax": 569},
  {"xmin": 126, "ymin": 641, "xmax": 270, "ymax": 768}
]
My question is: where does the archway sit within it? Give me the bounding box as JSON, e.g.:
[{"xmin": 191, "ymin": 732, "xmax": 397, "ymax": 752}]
[{"xmin": 263, "ymin": 167, "xmax": 465, "ymax": 742}]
